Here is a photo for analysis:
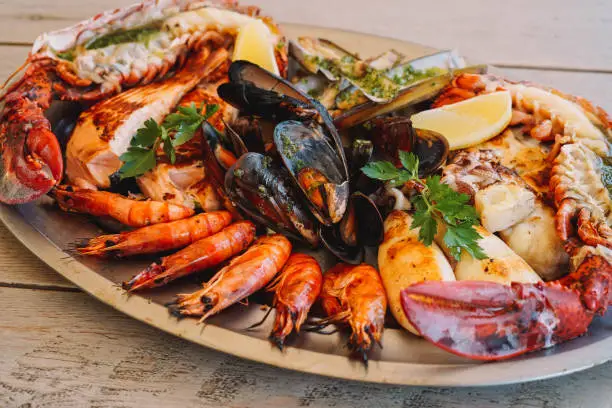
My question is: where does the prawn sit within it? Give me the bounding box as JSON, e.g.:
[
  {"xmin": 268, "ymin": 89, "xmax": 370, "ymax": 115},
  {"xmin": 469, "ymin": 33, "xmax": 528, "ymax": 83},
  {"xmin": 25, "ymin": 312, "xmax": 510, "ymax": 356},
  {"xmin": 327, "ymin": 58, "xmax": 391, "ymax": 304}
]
[
  {"xmin": 168, "ymin": 234, "xmax": 292, "ymax": 321},
  {"xmin": 123, "ymin": 221, "xmax": 256, "ymax": 291},
  {"xmin": 52, "ymin": 185, "xmax": 193, "ymax": 227},
  {"xmin": 77, "ymin": 211, "xmax": 232, "ymax": 257},
  {"xmin": 318, "ymin": 263, "xmax": 387, "ymax": 363}
]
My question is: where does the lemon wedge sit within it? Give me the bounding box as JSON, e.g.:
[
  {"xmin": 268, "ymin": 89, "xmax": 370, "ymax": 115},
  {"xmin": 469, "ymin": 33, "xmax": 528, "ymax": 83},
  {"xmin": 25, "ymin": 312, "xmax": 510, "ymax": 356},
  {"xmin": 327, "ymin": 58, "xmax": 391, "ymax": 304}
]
[
  {"xmin": 411, "ymin": 91, "xmax": 512, "ymax": 150},
  {"xmin": 232, "ymin": 19, "xmax": 280, "ymax": 75}
]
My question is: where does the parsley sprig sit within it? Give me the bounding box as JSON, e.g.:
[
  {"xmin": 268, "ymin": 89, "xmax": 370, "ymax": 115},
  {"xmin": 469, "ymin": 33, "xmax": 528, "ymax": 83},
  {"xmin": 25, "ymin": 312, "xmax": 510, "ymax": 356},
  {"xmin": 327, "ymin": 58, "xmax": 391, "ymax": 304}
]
[
  {"xmin": 362, "ymin": 151, "xmax": 487, "ymax": 260},
  {"xmin": 119, "ymin": 103, "xmax": 219, "ymax": 179}
]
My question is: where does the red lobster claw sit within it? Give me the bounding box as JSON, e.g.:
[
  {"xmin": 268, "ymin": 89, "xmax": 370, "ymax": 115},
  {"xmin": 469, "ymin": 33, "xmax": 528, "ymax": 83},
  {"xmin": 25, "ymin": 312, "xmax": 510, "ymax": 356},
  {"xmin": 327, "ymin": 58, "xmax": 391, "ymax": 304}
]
[
  {"xmin": 400, "ymin": 280, "xmax": 593, "ymax": 360},
  {"xmin": 0, "ymin": 72, "xmax": 63, "ymax": 204}
]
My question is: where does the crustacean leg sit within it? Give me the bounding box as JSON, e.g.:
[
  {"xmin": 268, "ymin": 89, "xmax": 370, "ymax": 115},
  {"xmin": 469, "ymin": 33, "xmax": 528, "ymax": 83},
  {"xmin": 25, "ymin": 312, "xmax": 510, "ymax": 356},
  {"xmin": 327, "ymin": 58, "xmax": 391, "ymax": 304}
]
[{"xmin": 401, "ymin": 254, "xmax": 612, "ymax": 360}]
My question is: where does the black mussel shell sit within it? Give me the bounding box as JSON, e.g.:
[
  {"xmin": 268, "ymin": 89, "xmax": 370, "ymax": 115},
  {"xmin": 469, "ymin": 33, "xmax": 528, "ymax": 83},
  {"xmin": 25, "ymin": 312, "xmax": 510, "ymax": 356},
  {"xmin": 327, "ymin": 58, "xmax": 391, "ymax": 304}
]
[
  {"xmin": 320, "ymin": 192, "xmax": 383, "ymax": 265},
  {"xmin": 274, "ymin": 120, "xmax": 349, "ymax": 225},
  {"xmin": 368, "ymin": 116, "xmax": 449, "ymax": 176},
  {"xmin": 225, "ymin": 152, "xmax": 318, "ymax": 245},
  {"xmin": 218, "ymin": 81, "xmax": 319, "ymax": 123},
  {"xmin": 225, "ymin": 116, "xmax": 267, "ymax": 156},
  {"xmin": 349, "ymin": 139, "xmax": 374, "ymax": 178},
  {"xmin": 413, "ymin": 128, "xmax": 449, "ymax": 176},
  {"xmin": 228, "ymin": 60, "xmax": 310, "ymax": 102},
  {"xmin": 319, "ymin": 224, "xmax": 364, "ymax": 265},
  {"xmin": 368, "ymin": 116, "xmax": 415, "ymax": 166},
  {"xmin": 202, "ymin": 122, "xmax": 237, "ymax": 170}
]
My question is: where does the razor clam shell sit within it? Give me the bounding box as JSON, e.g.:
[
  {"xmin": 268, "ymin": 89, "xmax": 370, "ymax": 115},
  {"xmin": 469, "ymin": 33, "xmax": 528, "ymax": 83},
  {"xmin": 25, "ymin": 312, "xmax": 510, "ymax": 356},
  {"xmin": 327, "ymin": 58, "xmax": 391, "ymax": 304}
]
[{"xmin": 334, "ymin": 64, "xmax": 489, "ymax": 129}]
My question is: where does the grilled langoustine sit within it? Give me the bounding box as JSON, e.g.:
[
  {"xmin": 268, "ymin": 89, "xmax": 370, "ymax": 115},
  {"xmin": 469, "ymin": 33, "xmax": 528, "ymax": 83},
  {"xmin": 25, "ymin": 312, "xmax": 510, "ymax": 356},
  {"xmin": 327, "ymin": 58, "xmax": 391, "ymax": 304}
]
[
  {"xmin": 124, "ymin": 220, "xmax": 256, "ymax": 291},
  {"xmin": 77, "ymin": 210, "xmax": 232, "ymax": 257},
  {"xmin": 168, "ymin": 234, "xmax": 291, "ymax": 321},
  {"xmin": 266, "ymin": 253, "xmax": 322, "ymax": 348},
  {"xmin": 51, "ymin": 185, "xmax": 194, "ymax": 227},
  {"xmin": 319, "ymin": 263, "xmax": 387, "ymax": 363},
  {"xmin": 0, "ymin": 0, "xmax": 287, "ymax": 204}
]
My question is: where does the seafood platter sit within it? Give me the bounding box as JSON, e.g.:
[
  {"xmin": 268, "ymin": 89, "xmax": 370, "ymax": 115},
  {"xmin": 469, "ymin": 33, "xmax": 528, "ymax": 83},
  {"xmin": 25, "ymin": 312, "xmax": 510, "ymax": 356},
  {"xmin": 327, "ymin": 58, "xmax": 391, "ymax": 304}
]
[{"xmin": 2, "ymin": 0, "xmax": 612, "ymax": 386}]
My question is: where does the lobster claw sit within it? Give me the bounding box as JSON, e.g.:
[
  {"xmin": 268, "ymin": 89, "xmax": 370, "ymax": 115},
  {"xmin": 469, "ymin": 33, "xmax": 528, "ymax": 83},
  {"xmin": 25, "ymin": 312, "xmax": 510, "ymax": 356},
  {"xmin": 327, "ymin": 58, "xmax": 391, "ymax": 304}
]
[
  {"xmin": 0, "ymin": 94, "xmax": 63, "ymax": 204},
  {"xmin": 400, "ymin": 280, "xmax": 593, "ymax": 360}
]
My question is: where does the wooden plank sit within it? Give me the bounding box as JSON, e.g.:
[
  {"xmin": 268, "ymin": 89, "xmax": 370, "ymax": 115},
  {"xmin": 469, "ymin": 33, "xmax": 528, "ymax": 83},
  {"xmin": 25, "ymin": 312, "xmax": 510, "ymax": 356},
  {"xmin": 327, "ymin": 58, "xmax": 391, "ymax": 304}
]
[
  {"xmin": 0, "ymin": 0, "xmax": 611, "ymax": 71},
  {"xmin": 0, "ymin": 222, "xmax": 76, "ymax": 289},
  {"xmin": 1, "ymin": 286, "xmax": 612, "ymax": 408}
]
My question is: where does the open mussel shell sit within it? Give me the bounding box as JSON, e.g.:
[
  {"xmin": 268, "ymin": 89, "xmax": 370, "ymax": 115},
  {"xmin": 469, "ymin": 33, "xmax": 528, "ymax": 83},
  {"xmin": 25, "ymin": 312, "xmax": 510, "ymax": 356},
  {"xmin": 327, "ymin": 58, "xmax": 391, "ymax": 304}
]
[
  {"xmin": 334, "ymin": 65, "xmax": 488, "ymax": 129},
  {"xmin": 320, "ymin": 192, "xmax": 383, "ymax": 264},
  {"xmin": 413, "ymin": 128, "xmax": 449, "ymax": 177},
  {"xmin": 225, "ymin": 152, "xmax": 319, "ymax": 245},
  {"xmin": 274, "ymin": 120, "xmax": 349, "ymax": 225},
  {"xmin": 227, "ymin": 60, "xmax": 310, "ymax": 103},
  {"xmin": 369, "ymin": 116, "xmax": 449, "ymax": 177}
]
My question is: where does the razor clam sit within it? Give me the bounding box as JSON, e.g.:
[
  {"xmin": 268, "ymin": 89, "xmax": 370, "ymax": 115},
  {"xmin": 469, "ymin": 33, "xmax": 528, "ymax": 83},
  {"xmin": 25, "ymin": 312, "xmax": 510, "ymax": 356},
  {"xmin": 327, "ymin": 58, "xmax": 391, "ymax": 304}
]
[
  {"xmin": 291, "ymin": 37, "xmax": 399, "ymax": 103},
  {"xmin": 334, "ymin": 65, "xmax": 489, "ymax": 129}
]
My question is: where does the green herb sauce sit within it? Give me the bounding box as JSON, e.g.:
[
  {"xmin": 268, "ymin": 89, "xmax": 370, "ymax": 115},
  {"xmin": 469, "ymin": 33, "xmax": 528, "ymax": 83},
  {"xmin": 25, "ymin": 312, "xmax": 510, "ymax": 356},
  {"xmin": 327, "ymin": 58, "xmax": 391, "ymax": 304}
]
[{"xmin": 85, "ymin": 24, "xmax": 161, "ymax": 50}]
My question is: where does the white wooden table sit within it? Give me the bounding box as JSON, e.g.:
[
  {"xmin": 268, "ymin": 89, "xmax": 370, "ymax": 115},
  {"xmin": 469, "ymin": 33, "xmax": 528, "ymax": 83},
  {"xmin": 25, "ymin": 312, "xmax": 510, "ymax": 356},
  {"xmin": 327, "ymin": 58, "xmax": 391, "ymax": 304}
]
[{"xmin": 1, "ymin": 0, "xmax": 612, "ymax": 406}]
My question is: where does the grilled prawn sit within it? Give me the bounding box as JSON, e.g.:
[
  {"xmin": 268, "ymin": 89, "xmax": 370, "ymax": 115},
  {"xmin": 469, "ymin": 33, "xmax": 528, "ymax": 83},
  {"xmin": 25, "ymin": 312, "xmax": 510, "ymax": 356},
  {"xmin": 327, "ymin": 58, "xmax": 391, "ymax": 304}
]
[
  {"xmin": 77, "ymin": 211, "xmax": 232, "ymax": 257},
  {"xmin": 319, "ymin": 263, "xmax": 387, "ymax": 362},
  {"xmin": 51, "ymin": 185, "xmax": 194, "ymax": 227},
  {"xmin": 123, "ymin": 221, "xmax": 256, "ymax": 291},
  {"xmin": 168, "ymin": 234, "xmax": 291, "ymax": 321},
  {"xmin": 266, "ymin": 253, "xmax": 322, "ymax": 349}
]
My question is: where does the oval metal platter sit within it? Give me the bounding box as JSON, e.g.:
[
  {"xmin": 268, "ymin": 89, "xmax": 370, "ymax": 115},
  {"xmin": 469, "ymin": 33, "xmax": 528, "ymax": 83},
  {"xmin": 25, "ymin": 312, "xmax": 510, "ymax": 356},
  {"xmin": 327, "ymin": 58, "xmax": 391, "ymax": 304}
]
[{"xmin": 2, "ymin": 23, "xmax": 612, "ymax": 387}]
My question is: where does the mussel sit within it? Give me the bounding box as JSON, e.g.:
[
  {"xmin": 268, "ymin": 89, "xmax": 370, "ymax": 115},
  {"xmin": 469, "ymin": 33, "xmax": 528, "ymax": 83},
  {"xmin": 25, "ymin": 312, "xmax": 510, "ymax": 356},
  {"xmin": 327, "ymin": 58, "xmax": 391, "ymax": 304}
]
[
  {"xmin": 217, "ymin": 60, "xmax": 384, "ymax": 263},
  {"xmin": 368, "ymin": 116, "xmax": 449, "ymax": 177},
  {"xmin": 319, "ymin": 192, "xmax": 383, "ymax": 264},
  {"xmin": 225, "ymin": 152, "xmax": 318, "ymax": 245},
  {"xmin": 218, "ymin": 61, "xmax": 350, "ymax": 223},
  {"xmin": 274, "ymin": 120, "xmax": 349, "ymax": 225}
]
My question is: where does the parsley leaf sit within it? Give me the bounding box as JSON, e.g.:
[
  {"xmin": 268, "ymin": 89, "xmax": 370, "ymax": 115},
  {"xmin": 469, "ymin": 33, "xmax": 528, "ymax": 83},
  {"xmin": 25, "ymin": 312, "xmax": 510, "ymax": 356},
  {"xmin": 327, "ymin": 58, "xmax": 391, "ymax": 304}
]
[
  {"xmin": 119, "ymin": 147, "xmax": 157, "ymax": 179},
  {"xmin": 361, "ymin": 151, "xmax": 487, "ymax": 260},
  {"xmin": 118, "ymin": 103, "xmax": 219, "ymax": 179},
  {"xmin": 132, "ymin": 118, "xmax": 162, "ymax": 147}
]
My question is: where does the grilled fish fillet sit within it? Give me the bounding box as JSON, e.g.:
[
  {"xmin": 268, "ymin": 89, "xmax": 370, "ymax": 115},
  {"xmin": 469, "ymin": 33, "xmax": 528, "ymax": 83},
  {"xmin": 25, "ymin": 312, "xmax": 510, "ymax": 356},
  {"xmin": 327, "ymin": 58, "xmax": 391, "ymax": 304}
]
[
  {"xmin": 66, "ymin": 47, "xmax": 229, "ymax": 189},
  {"xmin": 136, "ymin": 84, "xmax": 237, "ymax": 210}
]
